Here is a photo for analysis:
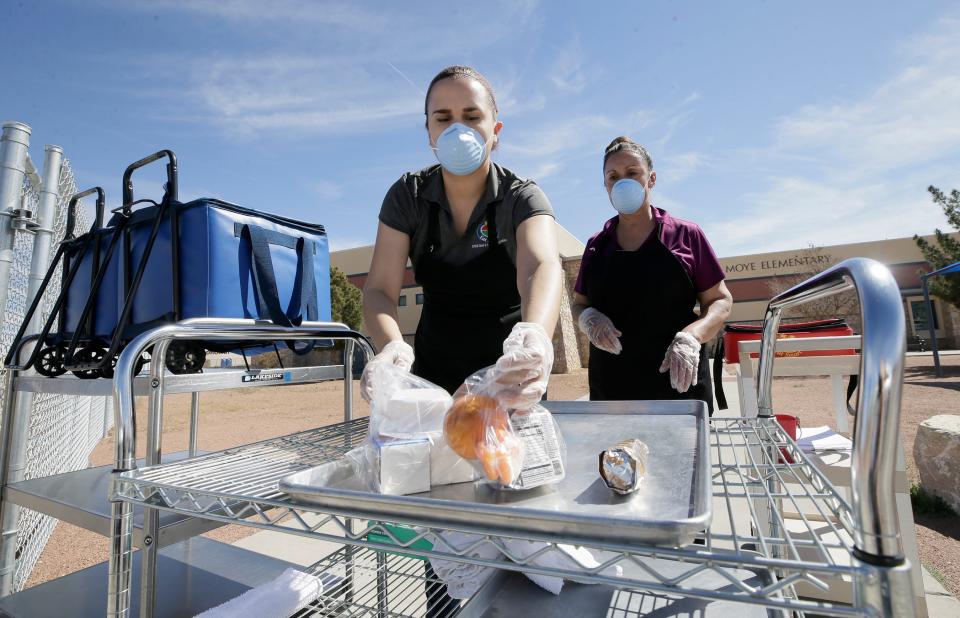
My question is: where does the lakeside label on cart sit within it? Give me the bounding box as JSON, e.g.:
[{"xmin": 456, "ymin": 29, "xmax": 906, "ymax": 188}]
[{"xmin": 242, "ymin": 371, "xmax": 285, "ymax": 383}]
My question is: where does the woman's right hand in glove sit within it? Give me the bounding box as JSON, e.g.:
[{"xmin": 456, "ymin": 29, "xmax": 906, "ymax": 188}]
[
  {"xmin": 577, "ymin": 307, "xmax": 622, "ymax": 355},
  {"xmin": 360, "ymin": 340, "xmax": 415, "ymax": 402}
]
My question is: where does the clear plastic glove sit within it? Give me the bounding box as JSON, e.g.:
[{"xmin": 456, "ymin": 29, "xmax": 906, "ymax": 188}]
[
  {"xmin": 494, "ymin": 322, "xmax": 554, "ymax": 409},
  {"xmin": 577, "ymin": 307, "xmax": 622, "ymax": 355},
  {"xmin": 658, "ymin": 331, "xmax": 701, "ymax": 393},
  {"xmin": 360, "ymin": 340, "xmax": 415, "ymax": 402}
]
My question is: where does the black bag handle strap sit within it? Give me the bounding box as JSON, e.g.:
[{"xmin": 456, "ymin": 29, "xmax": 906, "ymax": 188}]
[
  {"xmin": 713, "ymin": 333, "xmax": 727, "ymax": 412},
  {"xmin": 241, "ymin": 224, "xmax": 318, "ymax": 354}
]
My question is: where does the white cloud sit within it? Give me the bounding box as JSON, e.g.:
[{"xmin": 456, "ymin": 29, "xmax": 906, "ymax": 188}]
[
  {"xmin": 501, "ymin": 115, "xmax": 615, "ymax": 159},
  {"xmin": 127, "ymin": 0, "xmax": 391, "ymax": 30},
  {"xmin": 771, "ymin": 16, "xmax": 960, "ymax": 178},
  {"xmin": 549, "ymin": 35, "xmax": 588, "ymax": 94},
  {"xmin": 310, "ymin": 180, "xmax": 344, "ymax": 201},
  {"xmin": 658, "ymin": 152, "xmax": 707, "ymax": 182},
  {"xmin": 707, "ymin": 173, "xmax": 948, "ymax": 256},
  {"xmin": 112, "ymin": 1, "xmax": 545, "ymax": 139},
  {"xmin": 526, "ymin": 162, "xmax": 562, "ymax": 180},
  {"xmin": 704, "ymin": 14, "xmax": 960, "ymax": 256}
]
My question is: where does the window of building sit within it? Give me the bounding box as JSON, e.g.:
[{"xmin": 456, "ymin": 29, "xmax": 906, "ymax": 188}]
[
  {"xmin": 416, "ymin": 293, "xmax": 424, "ymax": 305},
  {"xmin": 398, "ymin": 295, "xmax": 407, "ymax": 307}
]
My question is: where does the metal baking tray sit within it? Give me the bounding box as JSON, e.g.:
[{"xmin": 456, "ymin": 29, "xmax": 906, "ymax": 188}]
[{"xmin": 280, "ymin": 400, "xmax": 710, "ymax": 547}]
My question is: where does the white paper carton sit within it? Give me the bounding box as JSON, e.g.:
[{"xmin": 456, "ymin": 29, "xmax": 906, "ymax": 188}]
[
  {"xmin": 429, "ymin": 433, "xmax": 480, "ymax": 486},
  {"xmin": 379, "ymin": 388, "xmax": 452, "ymax": 438},
  {"xmin": 372, "ymin": 436, "xmax": 431, "ymax": 495}
]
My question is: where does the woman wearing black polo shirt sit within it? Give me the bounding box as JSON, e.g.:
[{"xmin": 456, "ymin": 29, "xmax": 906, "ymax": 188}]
[
  {"xmin": 361, "ymin": 66, "xmax": 562, "ymax": 617},
  {"xmin": 363, "ymin": 65, "xmax": 561, "ymax": 406},
  {"xmin": 573, "ymin": 136, "xmax": 732, "ymax": 412}
]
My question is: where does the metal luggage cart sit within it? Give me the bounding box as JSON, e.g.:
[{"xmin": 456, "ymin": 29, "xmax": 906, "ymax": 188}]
[{"xmin": 102, "ymin": 257, "xmax": 916, "ymax": 617}]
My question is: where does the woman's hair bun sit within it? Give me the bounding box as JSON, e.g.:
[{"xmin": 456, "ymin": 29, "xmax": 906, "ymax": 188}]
[{"xmin": 603, "ymin": 136, "xmax": 653, "ymax": 170}]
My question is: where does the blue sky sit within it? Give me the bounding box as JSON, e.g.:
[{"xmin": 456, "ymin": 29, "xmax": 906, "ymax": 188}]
[{"xmin": 4, "ymin": 1, "xmax": 959, "ymax": 257}]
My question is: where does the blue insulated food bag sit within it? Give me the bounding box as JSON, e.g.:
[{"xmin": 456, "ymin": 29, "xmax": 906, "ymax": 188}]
[
  {"xmin": 62, "ymin": 229, "xmax": 122, "ymax": 339},
  {"xmin": 121, "ymin": 198, "xmax": 331, "ymax": 342}
]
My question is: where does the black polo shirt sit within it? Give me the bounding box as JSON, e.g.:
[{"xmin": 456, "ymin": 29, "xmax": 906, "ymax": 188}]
[{"xmin": 378, "ymin": 163, "xmax": 554, "ymax": 270}]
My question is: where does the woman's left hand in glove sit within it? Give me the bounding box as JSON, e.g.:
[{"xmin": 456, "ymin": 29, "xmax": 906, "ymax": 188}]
[
  {"xmin": 658, "ymin": 331, "xmax": 701, "ymax": 393},
  {"xmin": 494, "ymin": 322, "xmax": 554, "ymax": 409}
]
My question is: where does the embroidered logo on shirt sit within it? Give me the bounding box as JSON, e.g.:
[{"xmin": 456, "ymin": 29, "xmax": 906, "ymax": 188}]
[{"xmin": 476, "ymin": 222, "xmax": 489, "ymax": 242}]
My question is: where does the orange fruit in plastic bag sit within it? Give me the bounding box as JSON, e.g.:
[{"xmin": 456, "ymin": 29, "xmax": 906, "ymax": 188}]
[
  {"xmin": 444, "ymin": 394, "xmax": 510, "ymax": 461},
  {"xmin": 477, "ymin": 433, "xmax": 523, "ymax": 484}
]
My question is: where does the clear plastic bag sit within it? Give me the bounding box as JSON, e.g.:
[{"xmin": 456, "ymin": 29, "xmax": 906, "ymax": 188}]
[
  {"xmin": 364, "ymin": 362, "xmax": 452, "ymax": 439},
  {"xmin": 444, "ymin": 366, "xmax": 566, "ymax": 490},
  {"xmin": 351, "ymin": 363, "xmax": 476, "ymax": 494}
]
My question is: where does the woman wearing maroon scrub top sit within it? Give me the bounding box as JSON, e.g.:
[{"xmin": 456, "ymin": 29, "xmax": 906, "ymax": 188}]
[{"xmin": 572, "ymin": 137, "xmax": 732, "ymax": 413}]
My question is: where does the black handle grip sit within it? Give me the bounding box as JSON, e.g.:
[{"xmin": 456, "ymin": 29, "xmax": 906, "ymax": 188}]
[
  {"xmin": 122, "ymin": 149, "xmax": 178, "ymax": 207},
  {"xmin": 65, "ymin": 187, "xmax": 105, "ymax": 238}
]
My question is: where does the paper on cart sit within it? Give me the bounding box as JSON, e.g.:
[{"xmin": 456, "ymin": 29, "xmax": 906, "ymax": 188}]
[
  {"xmin": 428, "ymin": 531, "xmax": 502, "ymax": 599},
  {"xmin": 797, "ymin": 426, "xmax": 852, "ymax": 452},
  {"xmin": 497, "ymin": 539, "xmax": 623, "ymax": 595},
  {"xmin": 194, "ymin": 568, "xmax": 323, "ymax": 618}
]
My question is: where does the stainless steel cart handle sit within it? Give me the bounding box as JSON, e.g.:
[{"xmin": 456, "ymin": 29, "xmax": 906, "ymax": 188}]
[
  {"xmin": 756, "ymin": 257, "xmax": 905, "ymax": 562},
  {"xmin": 110, "ymin": 317, "xmax": 375, "ymax": 471},
  {"xmin": 107, "ymin": 318, "xmax": 374, "ymax": 618}
]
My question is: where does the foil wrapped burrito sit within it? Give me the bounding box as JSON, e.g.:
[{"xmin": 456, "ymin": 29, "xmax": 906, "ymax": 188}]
[{"xmin": 599, "ymin": 439, "xmax": 649, "ymax": 495}]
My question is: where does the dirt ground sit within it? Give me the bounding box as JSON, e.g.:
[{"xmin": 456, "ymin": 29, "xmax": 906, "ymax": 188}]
[{"xmin": 26, "ymin": 356, "xmax": 960, "ymax": 600}]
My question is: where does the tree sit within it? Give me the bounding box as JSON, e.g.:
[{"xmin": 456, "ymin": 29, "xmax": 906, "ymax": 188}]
[
  {"xmin": 330, "ymin": 265, "xmax": 363, "ymax": 330},
  {"xmin": 766, "ymin": 245, "xmax": 862, "ymax": 333},
  {"xmin": 914, "ymin": 186, "xmax": 960, "ymax": 310}
]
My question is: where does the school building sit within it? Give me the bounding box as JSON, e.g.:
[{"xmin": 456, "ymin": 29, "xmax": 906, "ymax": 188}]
[{"xmin": 332, "ymin": 228, "xmax": 960, "ymax": 371}]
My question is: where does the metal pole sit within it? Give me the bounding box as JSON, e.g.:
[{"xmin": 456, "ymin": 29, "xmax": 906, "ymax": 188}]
[
  {"xmin": 0, "ymin": 122, "xmax": 32, "ymax": 327},
  {"xmin": 0, "ymin": 145, "xmax": 65, "ymax": 596},
  {"xmin": 342, "ymin": 339, "xmax": 356, "ymax": 607},
  {"xmin": 107, "ymin": 334, "xmax": 142, "ymax": 618},
  {"xmin": 0, "ymin": 369, "xmax": 20, "ymax": 596},
  {"xmin": 189, "ymin": 392, "xmax": 200, "ymax": 457},
  {"xmin": 139, "ymin": 339, "xmax": 170, "ymax": 618},
  {"xmin": 921, "ymin": 275, "xmax": 942, "ymax": 378},
  {"xmin": 343, "ymin": 340, "xmax": 354, "ymax": 423},
  {"xmin": 26, "ymin": 145, "xmax": 63, "ymax": 331}
]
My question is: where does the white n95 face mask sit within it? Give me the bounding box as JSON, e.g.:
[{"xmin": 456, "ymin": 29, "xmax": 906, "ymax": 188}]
[
  {"xmin": 609, "ymin": 178, "xmax": 646, "ymax": 215},
  {"xmin": 432, "ymin": 123, "xmax": 493, "ymax": 176}
]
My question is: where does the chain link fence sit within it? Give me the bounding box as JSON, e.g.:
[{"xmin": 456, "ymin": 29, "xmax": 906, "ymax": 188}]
[{"xmin": 0, "ymin": 156, "xmax": 111, "ymax": 591}]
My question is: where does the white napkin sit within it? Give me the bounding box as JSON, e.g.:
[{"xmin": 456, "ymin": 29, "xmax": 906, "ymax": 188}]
[
  {"xmin": 797, "ymin": 426, "xmax": 852, "ymax": 452},
  {"xmin": 429, "ymin": 532, "xmax": 622, "ymax": 597},
  {"xmin": 498, "ymin": 540, "xmax": 622, "ymax": 595},
  {"xmin": 429, "ymin": 531, "xmax": 503, "ymax": 599},
  {"xmin": 194, "ymin": 568, "xmax": 323, "ymax": 618}
]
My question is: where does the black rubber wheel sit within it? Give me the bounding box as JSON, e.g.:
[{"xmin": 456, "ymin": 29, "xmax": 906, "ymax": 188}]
[
  {"xmin": 98, "ymin": 350, "xmax": 117, "ymax": 379},
  {"xmin": 165, "ymin": 342, "xmax": 206, "ymax": 374},
  {"xmin": 36, "ymin": 345, "xmax": 67, "ymax": 377},
  {"xmin": 71, "ymin": 346, "xmax": 105, "ymax": 380}
]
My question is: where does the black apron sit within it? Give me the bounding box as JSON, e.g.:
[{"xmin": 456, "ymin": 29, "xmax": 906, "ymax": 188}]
[
  {"xmin": 411, "ymin": 201, "xmax": 521, "ymax": 394},
  {"xmin": 585, "ymin": 223, "xmax": 713, "ymax": 413}
]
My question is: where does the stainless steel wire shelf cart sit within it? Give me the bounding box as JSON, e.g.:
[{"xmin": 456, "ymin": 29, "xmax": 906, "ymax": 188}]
[{"xmin": 102, "ymin": 258, "xmax": 917, "ymax": 617}]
